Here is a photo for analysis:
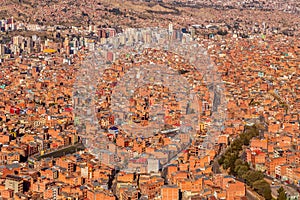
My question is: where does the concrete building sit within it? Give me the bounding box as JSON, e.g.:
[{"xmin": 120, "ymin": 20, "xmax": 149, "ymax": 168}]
[
  {"xmin": 147, "ymin": 158, "xmax": 160, "ymax": 173},
  {"xmin": 5, "ymin": 175, "xmax": 23, "ymax": 193},
  {"xmin": 161, "ymin": 185, "xmax": 179, "ymax": 200}
]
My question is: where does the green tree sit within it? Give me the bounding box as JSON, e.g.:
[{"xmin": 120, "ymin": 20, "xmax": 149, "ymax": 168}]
[
  {"xmin": 233, "ymin": 159, "xmax": 244, "ymax": 175},
  {"xmin": 277, "ymin": 186, "xmax": 287, "ymax": 200},
  {"xmin": 253, "ymin": 180, "xmax": 272, "ymax": 200},
  {"xmin": 231, "ymin": 138, "xmax": 243, "ymax": 151},
  {"xmin": 236, "ymin": 165, "xmax": 249, "ymax": 178},
  {"xmin": 242, "ymin": 170, "xmax": 264, "ymax": 186},
  {"xmin": 218, "ymin": 154, "xmax": 225, "ymax": 165},
  {"xmin": 234, "ymin": 159, "xmax": 244, "ymax": 167},
  {"xmin": 223, "ymin": 157, "xmax": 231, "ymax": 170}
]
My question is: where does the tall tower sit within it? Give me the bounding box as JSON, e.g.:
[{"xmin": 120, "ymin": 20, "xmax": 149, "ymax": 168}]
[
  {"xmin": 168, "ymin": 23, "xmax": 173, "ymax": 33},
  {"xmin": 11, "ymin": 16, "xmax": 14, "ymax": 31},
  {"xmin": 168, "ymin": 23, "xmax": 173, "ymax": 41}
]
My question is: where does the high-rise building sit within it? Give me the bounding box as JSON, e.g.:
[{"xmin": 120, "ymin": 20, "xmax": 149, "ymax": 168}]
[
  {"xmin": 147, "ymin": 158, "xmax": 159, "ymax": 173},
  {"xmin": 5, "ymin": 175, "xmax": 24, "ymax": 193}
]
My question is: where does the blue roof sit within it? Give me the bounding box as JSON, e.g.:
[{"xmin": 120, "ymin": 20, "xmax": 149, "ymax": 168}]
[{"xmin": 109, "ymin": 126, "xmax": 118, "ymax": 130}]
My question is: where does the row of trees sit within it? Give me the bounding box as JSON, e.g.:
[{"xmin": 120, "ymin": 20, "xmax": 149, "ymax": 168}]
[{"xmin": 218, "ymin": 125, "xmax": 272, "ymax": 199}]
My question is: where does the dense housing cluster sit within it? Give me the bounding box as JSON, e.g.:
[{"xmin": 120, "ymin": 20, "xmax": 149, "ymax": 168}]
[{"xmin": 0, "ymin": 0, "xmax": 299, "ymax": 199}]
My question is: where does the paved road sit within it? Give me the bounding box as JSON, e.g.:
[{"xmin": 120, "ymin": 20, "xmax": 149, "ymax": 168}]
[
  {"xmin": 265, "ymin": 175, "xmax": 300, "ymax": 193},
  {"xmin": 246, "ymin": 186, "xmax": 264, "ymax": 200},
  {"xmin": 212, "ymin": 159, "xmax": 221, "ymax": 174}
]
